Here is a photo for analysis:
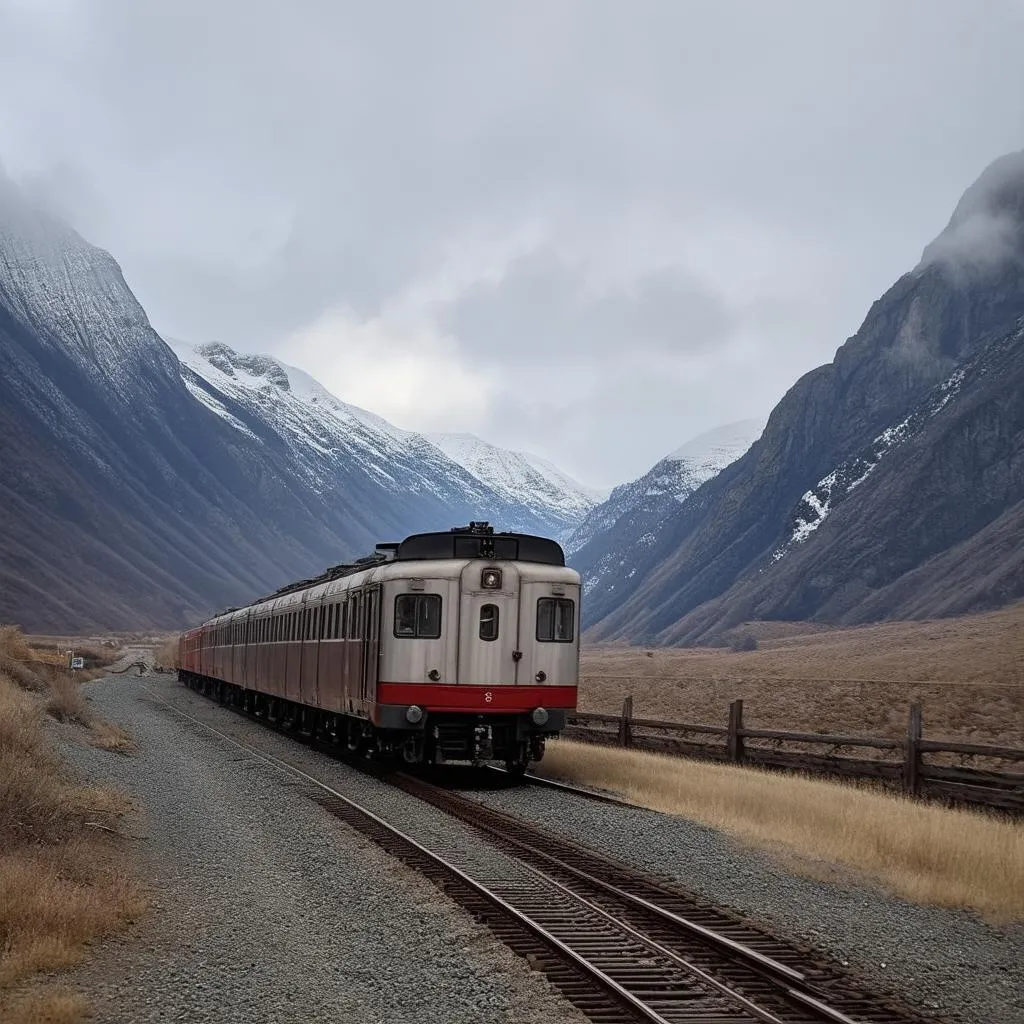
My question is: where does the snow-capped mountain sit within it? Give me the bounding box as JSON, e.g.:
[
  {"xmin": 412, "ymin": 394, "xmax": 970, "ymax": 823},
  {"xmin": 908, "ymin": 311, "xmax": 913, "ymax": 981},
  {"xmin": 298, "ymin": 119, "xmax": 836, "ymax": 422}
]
[
  {"xmin": 0, "ymin": 173, "xmax": 593, "ymax": 631},
  {"xmin": 171, "ymin": 341, "xmax": 597, "ymax": 539},
  {"xmin": 0, "ymin": 172, "xmax": 179, "ymax": 393},
  {"xmin": 585, "ymin": 150, "xmax": 1024, "ymax": 644},
  {"xmin": 565, "ymin": 419, "xmax": 763, "ymax": 557},
  {"xmin": 426, "ymin": 432, "xmax": 606, "ymax": 539}
]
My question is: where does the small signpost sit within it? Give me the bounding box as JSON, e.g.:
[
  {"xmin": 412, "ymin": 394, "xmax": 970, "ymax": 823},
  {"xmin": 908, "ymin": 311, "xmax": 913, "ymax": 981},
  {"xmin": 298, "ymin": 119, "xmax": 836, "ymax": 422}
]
[{"xmin": 70, "ymin": 656, "xmax": 85, "ymax": 670}]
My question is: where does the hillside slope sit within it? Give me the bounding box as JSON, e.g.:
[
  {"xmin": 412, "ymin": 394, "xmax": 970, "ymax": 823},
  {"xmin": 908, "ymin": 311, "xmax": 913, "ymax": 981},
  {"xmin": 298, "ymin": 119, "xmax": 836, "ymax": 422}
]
[
  {"xmin": 566, "ymin": 420, "xmax": 762, "ymax": 603},
  {"xmin": 0, "ymin": 177, "xmax": 590, "ymax": 631},
  {"xmin": 586, "ymin": 151, "xmax": 1024, "ymax": 642}
]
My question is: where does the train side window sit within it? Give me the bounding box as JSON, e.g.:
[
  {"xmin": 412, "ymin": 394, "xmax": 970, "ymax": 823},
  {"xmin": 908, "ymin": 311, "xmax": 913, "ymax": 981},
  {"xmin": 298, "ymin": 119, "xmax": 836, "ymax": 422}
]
[
  {"xmin": 479, "ymin": 603, "xmax": 499, "ymax": 641},
  {"xmin": 340, "ymin": 601, "xmax": 348, "ymax": 639},
  {"xmin": 394, "ymin": 594, "xmax": 442, "ymax": 639},
  {"xmin": 537, "ymin": 597, "xmax": 575, "ymax": 643}
]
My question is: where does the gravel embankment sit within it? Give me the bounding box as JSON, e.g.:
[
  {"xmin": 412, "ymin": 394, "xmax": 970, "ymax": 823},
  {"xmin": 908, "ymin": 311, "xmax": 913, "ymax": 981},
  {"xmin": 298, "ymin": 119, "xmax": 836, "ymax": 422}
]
[
  {"xmin": 59, "ymin": 673, "xmax": 586, "ymax": 1024},
  {"xmin": 465, "ymin": 779, "xmax": 1024, "ymax": 1024}
]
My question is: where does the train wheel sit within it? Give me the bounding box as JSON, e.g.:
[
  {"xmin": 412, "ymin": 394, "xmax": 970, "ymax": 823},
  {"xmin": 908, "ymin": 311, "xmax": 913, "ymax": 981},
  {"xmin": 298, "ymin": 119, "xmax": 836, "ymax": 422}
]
[{"xmin": 505, "ymin": 742, "xmax": 529, "ymax": 776}]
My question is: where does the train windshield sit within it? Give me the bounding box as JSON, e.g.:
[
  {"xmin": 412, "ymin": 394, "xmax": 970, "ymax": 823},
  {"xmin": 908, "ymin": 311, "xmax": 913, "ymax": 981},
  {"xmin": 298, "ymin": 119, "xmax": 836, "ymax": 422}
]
[
  {"xmin": 394, "ymin": 593, "xmax": 442, "ymax": 638},
  {"xmin": 536, "ymin": 597, "xmax": 575, "ymax": 643}
]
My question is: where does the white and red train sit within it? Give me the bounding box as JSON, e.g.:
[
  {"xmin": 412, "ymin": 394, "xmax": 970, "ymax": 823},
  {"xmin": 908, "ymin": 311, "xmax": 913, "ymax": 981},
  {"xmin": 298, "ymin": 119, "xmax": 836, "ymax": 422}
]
[{"xmin": 178, "ymin": 522, "xmax": 580, "ymax": 770}]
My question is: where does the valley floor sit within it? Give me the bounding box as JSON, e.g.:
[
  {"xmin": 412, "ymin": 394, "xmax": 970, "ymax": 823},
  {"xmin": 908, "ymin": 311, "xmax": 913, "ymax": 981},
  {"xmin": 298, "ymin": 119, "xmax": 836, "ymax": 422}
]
[
  {"xmin": 581, "ymin": 603, "xmax": 1024, "ymax": 745},
  {"xmin": 44, "ymin": 671, "xmax": 1024, "ymax": 1024}
]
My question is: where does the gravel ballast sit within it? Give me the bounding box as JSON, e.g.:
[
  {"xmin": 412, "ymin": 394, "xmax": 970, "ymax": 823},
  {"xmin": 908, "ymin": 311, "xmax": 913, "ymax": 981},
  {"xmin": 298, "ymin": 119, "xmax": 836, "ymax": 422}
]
[
  {"xmin": 62, "ymin": 672, "xmax": 1023, "ymax": 1024},
  {"xmin": 59, "ymin": 673, "xmax": 586, "ymax": 1024},
  {"xmin": 465, "ymin": 772, "xmax": 1024, "ymax": 1024}
]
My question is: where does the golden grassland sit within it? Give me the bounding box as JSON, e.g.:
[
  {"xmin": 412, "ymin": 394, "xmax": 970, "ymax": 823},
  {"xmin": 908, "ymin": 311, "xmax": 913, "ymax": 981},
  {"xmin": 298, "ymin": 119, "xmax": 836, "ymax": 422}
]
[
  {"xmin": 0, "ymin": 627, "xmax": 144, "ymax": 1023},
  {"xmin": 581, "ymin": 602, "xmax": 1024, "ymax": 746},
  {"xmin": 536, "ymin": 740, "xmax": 1024, "ymax": 923}
]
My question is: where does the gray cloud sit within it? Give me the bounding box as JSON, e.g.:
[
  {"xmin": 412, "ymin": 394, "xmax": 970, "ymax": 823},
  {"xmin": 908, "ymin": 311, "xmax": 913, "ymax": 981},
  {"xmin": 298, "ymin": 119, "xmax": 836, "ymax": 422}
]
[
  {"xmin": 445, "ymin": 250, "xmax": 734, "ymax": 363},
  {"xmin": 1, "ymin": 0, "xmax": 1024, "ymax": 486}
]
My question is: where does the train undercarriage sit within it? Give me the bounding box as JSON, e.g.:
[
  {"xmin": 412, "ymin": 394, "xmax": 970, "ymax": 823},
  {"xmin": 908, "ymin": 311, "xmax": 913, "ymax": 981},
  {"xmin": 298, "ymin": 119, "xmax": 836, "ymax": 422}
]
[{"xmin": 179, "ymin": 670, "xmax": 550, "ymax": 772}]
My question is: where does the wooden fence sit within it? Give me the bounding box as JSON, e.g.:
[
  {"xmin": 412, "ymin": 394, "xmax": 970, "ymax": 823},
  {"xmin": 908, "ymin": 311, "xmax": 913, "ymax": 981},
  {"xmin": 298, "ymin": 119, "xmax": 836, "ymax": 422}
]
[{"xmin": 565, "ymin": 698, "xmax": 1024, "ymax": 812}]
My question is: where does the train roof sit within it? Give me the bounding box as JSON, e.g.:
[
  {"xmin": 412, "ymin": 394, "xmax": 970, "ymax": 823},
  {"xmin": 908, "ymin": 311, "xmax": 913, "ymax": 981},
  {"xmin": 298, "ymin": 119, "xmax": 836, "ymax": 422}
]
[{"xmin": 222, "ymin": 522, "xmax": 565, "ymax": 613}]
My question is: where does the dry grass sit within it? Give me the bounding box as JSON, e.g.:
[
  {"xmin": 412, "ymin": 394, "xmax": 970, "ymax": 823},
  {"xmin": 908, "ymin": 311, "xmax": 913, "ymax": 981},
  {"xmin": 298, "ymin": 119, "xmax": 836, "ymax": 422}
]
[
  {"xmin": 154, "ymin": 637, "xmax": 179, "ymax": 671},
  {"xmin": 538, "ymin": 740, "xmax": 1024, "ymax": 923},
  {"xmin": 88, "ymin": 719, "xmax": 136, "ymax": 754},
  {"xmin": 0, "ymin": 626, "xmax": 145, "ymax": 1019},
  {"xmin": 45, "ymin": 675, "xmax": 90, "ymax": 725},
  {"xmin": 3, "ymin": 989, "xmax": 90, "ymax": 1024},
  {"xmin": 0, "ymin": 628, "xmax": 134, "ymax": 752},
  {"xmin": 582, "ymin": 603, "xmax": 1024, "ymax": 746}
]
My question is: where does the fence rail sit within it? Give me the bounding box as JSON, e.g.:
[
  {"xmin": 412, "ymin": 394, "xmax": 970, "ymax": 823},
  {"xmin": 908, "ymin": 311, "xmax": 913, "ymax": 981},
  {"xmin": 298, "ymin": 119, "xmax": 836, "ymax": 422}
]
[{"xmin": 565, "ymin": 699, "xmax": 1024, "ymax": 812}]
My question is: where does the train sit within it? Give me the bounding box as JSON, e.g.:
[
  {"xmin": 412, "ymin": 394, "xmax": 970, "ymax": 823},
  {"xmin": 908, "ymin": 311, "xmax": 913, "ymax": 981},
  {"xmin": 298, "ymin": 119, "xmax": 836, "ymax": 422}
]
[{"xmin": 177, "ymin": 522, "xmax": 581, "ymax": 770}]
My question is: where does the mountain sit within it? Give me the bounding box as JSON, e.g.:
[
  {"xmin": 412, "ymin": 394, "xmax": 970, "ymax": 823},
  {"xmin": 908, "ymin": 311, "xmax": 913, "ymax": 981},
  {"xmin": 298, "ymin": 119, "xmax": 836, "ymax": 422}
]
[
  {"xmin": 586, "ymin": 150, "xmax": 1024, "ymax": 643},
  {"xmin": 426, "ymin": 432, "xmax": 605, "ymax": 541},
  {"xmin": 565, "ymin": 419, "xmax": 763, "ymax": 556},
  {"xmin": 0, "ymin": 175, "xmax": 591, "ymax": 632},
  {"xmin": 171, "ymin": 341, "xmax": 595, "ymax": 540}
]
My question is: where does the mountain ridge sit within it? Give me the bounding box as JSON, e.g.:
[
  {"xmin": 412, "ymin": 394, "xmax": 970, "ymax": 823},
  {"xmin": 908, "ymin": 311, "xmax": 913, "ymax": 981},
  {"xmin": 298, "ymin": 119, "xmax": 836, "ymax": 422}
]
[
  {"xmin": 585, "ymin": 150, "xmax": 1024, "ymax": 643},
  {"xmin": 0, "ymin": 176, "xmax": 596, "ymax": 631}
]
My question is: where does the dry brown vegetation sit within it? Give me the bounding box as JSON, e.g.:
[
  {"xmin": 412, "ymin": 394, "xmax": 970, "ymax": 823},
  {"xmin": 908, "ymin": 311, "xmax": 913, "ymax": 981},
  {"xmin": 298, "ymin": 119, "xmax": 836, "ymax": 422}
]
[
  {"xmin": 0, "ymin": 627, "xmax": 144, "ymax": 1022},
  {"xmin": 581, "ymin": 603, "xmax": 1024, "ymax": 746},
  {"xmin": 154, "ymin": 636, "xmax": 180, "ymax": 671},
  {"xmin": 538, "ymin": 740, "xmax": 1024, "ymax": 923}
]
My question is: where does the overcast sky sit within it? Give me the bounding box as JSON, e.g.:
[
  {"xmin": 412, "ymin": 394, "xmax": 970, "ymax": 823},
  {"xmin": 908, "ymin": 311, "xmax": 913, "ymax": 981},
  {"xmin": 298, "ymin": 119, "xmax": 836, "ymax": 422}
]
[{"xmin": 2, "ymin": 1, "xmax": 1024, "ymax": 487}]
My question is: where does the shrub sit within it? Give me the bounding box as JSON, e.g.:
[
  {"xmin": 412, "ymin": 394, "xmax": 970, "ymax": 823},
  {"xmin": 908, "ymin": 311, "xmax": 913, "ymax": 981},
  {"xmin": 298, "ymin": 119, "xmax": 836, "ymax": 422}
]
[{"xmin": 730, "ymin": 633, "xmax": 759, "ymax": 652}]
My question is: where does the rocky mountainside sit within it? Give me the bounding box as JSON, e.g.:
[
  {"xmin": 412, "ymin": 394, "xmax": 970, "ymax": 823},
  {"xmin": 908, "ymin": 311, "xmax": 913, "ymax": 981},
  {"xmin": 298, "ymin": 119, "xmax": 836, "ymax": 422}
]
[
  {"xmin": 566, "ymin": 420, "xmax": 762, "ymax": 603},
  {"xmin": 426, "ymin": 432, "xmax": 605, "ymax": 541},
  {"xmin": 0, "ymin": 176, "xmax": 593, "ymax": 631},
  {"xmin": 171, "ymin": 341, "xmax": 593, "ymax": 539},
  {"xmin": 566, "ymin": 420, "xmax": 762, "ymax": 555},
  {"xmin": 586, "ymin": 151, "xmax": 1024, "ymax": 642}
]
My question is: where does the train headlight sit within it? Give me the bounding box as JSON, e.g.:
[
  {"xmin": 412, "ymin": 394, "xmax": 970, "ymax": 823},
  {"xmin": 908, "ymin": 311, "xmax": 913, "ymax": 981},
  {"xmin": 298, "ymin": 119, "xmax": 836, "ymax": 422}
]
[
  {"xmin": 405, "ymin": 705, "xmax": 424, "ymax": 724},
  {"xmin": 481, "ymin": 568, "xmax": 502, "ymax": 589},
  {"xmin": 531, "ymin": 706, "xmax": 549, "ymax": 727}
]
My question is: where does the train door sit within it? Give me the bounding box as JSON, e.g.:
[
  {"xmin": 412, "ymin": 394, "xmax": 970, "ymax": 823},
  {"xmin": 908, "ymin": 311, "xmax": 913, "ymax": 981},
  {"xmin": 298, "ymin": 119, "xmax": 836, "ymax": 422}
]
[
  {"xmin": 360, "ymin": 584, "xmax": 381, "ymax": 702},
  {"xmin": 458, "ymin": 563, "xmax": 520, "ymax": 686},
  {"xmin": 518, "ymin": 578, "xmax": 580, "ymax": 690}
]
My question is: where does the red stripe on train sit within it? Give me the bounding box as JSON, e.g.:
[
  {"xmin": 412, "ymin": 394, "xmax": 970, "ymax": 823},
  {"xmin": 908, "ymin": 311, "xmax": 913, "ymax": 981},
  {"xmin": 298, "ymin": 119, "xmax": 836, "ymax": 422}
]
[{"xmin": 376, "ymin": 682, "xmax": 577, "ymax": 712}]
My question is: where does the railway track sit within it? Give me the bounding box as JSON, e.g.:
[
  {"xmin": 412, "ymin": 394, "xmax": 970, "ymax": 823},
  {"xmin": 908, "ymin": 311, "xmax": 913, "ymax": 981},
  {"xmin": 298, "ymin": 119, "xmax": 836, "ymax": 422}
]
[{"xmin": 159, "ymin": 684, "xmax": 940, "ymax": 1024}]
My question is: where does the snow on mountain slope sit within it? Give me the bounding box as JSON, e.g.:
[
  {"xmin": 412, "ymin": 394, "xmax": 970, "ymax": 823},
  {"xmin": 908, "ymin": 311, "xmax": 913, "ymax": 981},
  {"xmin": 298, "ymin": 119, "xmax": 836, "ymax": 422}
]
[
  {"xmin": 427, "ymin": 432, "xmax": 606, "ymax": 537},
  {"xmin": 171, "ymin": 341, "xmax": 595, "ymax": 538},
  {"xmin": 665, "ymin": 419, "xmax": 767, "ymax": 487},
  {"xmin": 0, "ymin": 172, "xmax": 178, "ymax": 390},
  {"xmin": 565, "ymin": 418, "xmax": 763, "ymax": 556},
  {"xmin": 769, "ymin": 368, "xmax": 969, "ymax": 562}
]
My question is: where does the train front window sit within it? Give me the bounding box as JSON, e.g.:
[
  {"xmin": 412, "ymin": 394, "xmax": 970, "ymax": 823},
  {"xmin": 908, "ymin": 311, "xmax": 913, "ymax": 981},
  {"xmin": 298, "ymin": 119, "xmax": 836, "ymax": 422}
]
[
  {"xmin": 537, "ymin": 597, "xmax": 575, "ymax": 643},
  {"xmin": 479, "ymin": 603, "xmax": 499, "ymax": 641},
  {"xmin": 394, "ymin": 594, "xmax": 442, "ymax": 639}
]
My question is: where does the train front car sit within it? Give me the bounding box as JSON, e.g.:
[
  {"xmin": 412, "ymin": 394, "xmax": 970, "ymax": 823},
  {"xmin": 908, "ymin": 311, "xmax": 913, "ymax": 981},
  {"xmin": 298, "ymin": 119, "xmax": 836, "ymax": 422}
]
[{"xmin": 374, "ymin": 523, "xmax": 580, "ymax": 771}]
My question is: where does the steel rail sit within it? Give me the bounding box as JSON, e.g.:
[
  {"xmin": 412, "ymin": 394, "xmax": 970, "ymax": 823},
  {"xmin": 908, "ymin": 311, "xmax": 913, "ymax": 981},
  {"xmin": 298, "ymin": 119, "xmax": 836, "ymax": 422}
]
[
  {"xmin": 147, "ymin": 690, "xmax": 740, "ymax": 1023},
  {"xmin": 166, "ymin": 680, "xmax": 940, "ymax": 1024},
  {"xmin": 393, "ymin": 773, "xmax": 873, "ymax": 1024}
]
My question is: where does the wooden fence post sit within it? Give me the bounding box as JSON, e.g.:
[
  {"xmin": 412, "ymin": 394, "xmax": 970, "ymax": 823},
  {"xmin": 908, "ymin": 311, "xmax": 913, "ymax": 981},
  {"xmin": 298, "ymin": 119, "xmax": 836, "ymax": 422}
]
[
  {"xmin": 618, "ymin": 696, "xmax": 633, "ymax": 747},
  {"xmin": 727, "ymin": 699, "xmax": 745, "ymax": 763},
  {"xmin": 904, "ymin": 703, "xmax": 923, "ymax": 797}
]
